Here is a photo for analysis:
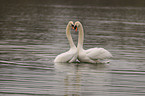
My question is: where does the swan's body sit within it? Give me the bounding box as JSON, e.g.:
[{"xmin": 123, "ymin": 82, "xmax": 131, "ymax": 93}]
[
  {"xmin": 75, "ymin": 21, "xmax": 112, "ymax": 63},
  {"xmin": 54, "ymin": 21, "xmax": 77, "ymax": 63}
]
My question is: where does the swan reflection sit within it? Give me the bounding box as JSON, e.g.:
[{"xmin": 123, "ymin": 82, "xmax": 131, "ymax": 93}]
[{"xmin": 54, "ymin": 62, "xmax": 107, "ymax": 96}]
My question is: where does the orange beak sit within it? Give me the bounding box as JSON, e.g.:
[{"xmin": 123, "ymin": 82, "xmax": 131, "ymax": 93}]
[
  {"xmin": 72, "ymin": 26, "xmax": 74, "ymax": 29},
  {"xmin": 75, "ymin": 27, "xmax": 77, "ymax": 32}
]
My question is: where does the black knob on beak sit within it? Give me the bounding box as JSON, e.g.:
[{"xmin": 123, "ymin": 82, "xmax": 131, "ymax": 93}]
[
  {"xmin": 71, "ymin": 24, "xmax": 75, "ymax": 29},
  {"xmin": 74, "ymin": 25, "xmax": 77, "ymax": 29}
]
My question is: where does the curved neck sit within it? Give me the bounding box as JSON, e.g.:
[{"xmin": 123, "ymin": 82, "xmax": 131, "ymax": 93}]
[
  {"xmin": 66, "ymin": 24, "xmax": 75, "ymax": 48},
  {"xmin": 77, "ymin": 24, "xmax": 84, "ymax": 49}
]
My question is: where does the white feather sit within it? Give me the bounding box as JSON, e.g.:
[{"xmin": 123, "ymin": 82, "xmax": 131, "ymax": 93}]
[
  {"xmin": 75, "ymin": 21, "xmax": 112, "ymax": 64},
  {"xmin": 86, "ymin": 48, "xmax": 112, "ymax": 60}
]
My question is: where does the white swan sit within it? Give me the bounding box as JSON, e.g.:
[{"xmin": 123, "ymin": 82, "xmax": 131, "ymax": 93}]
[
  {"xmin": 74, "ymin": 21, "xmax": 112, "ymax": 63},
  {"xmin": 54, "ymin": 21, "xmax": 77, "ymax": 63}
]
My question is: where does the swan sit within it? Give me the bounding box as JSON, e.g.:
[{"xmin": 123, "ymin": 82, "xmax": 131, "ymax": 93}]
[
  {"xmin": 74, "ymin": 21, "xmax": 112, "ymax": 63},
  {"xmin": 54, "ymin": 21, "xmax": 77, "ymax": 63}
]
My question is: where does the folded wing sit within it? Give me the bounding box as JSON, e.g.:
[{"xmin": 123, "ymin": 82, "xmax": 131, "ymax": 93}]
[{"xmin": 86, "ymin": 47, "xmax": 112, "ymax": 60}]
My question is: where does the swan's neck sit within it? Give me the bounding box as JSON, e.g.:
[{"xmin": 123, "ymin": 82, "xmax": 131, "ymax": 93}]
[
  {"xmin": 66, "ymin": 25, "xmax": 75, "ymax": 48},
  {"xmin": 77, "ymin": 24, "xmax": 84, "ymax": 49}
]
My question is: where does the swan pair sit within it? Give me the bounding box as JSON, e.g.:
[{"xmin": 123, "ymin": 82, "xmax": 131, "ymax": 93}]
[{"xmin": 54, "ymin": 21, "xmax": 112, "ymax": 63}]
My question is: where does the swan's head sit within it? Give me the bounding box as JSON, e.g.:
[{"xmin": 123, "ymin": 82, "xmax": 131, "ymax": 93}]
[
  {"xmin": 74, "ymin": 21, "xmax": 82, "ymax": 32},
  {"xmin": 68, "ymin": 21, "xmax": 76, "ymax": 30}
]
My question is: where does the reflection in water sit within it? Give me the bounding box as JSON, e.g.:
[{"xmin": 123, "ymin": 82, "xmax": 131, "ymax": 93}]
[
  {"xmin": 55, "ymin": 63, "xmax": 82, "ymax": 96},
  {"xmin": 54, "ymin": 62, "xmax": 107, "ymax": 96}
]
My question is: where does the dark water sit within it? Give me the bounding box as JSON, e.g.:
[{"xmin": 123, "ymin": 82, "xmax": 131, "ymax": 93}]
[{"xmin": 0, "ymin": 0, "xmax": 145, "ymax": 96}]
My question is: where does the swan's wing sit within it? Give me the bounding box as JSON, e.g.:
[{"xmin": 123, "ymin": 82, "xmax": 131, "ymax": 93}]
[
  {"xmin": 54, "ymin": 51, "xmax": 74, "ymax": 63},
  {"xmin": 86, "ymin": 48, "xmax": 112, "ymax": 60},
  {"xmin": 85, "ymin": 48, "xmax": 98, "ymax": 54}
]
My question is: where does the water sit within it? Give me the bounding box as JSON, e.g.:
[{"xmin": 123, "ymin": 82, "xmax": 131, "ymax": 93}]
[{"xmin": 0, "ymin": 0, "xmax": 145, "ymax": 96}]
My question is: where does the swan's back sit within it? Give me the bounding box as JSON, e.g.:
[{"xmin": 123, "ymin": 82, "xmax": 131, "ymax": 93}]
[
  {"xmin": 54, "ymin": 51, "xmax": 73, "ymax": 63},
  {"xmin": 54, "ymin": 48, "xmax": 77, "ymax": 63},
  {"xmin": 86, "ymin": 48, "xmax": 112, "ymax": 60}
]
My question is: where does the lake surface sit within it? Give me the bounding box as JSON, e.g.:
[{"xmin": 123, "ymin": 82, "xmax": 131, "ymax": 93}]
[{"xmin": 0, "ymin": 0, "xmax": 145, "ymax": 96}]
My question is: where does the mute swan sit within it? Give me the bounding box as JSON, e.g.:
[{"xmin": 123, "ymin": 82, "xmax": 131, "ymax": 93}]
[
  {"xmin": 54, "ymin": 21, "xmax": 77, "ymax": 63},
  {"xmin": 74, "ymin": 21, "xmax": 112, "ymax": 63}
]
